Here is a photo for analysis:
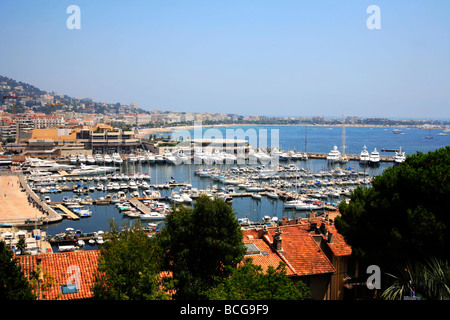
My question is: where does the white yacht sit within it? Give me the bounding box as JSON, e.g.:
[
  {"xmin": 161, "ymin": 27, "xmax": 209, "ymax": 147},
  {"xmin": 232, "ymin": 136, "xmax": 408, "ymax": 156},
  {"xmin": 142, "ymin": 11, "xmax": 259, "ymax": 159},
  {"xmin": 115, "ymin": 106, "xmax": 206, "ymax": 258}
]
[
  {"xmin": 26, "ymin": 157, "xmax": 74, "ymax": 171},
  {"xmin": 112, "ymin": 153, "xmax": 123, "ymax": 164},
  {"xmin": 155, "ymin": 154, "xmax": 165, "ymax": 164},
  {"xmin": 394, "ymin": 147, "xmax": 406, "ymax": 165},
  {"xmin": 78, "ymin": 154, "xmax": 86, "ymax": 164},
  {"xmin": 86, "ymin": 154, "xmax": 96, "ymax": 164},
  {"xmin": 145, "ymin": 152, "xmax": 155, "ymax": 164},
  {"xmin": 103, "ymin": 154, "xmax": 112, "ymax": 164},
  {"xmin": 359, "ymin": 145, "xmax": 370, "ymax": 165},
  {"xmin": 137, "ymin": 154, "xmax": 147, "ymax": 163},
  {"xmin": 295, "ymin": 201, "xmax": 323, "ymax": 211},
  {"xmin": 164, "ymin": 152, "xmax": 177, "ymax": 165},
  {"xmin": 69, "ymin": 155, "xmax": 77, "ymax": 165},
  {"xmin": 327, "ymin": 146, "xmax": 341, "ymax": 164},
  {"xmin": 369, "ymin": 148, "xmax": 380, "ymax": 165},
  {"xmin": 95, "ymin": 154, "xmax": 104, "ymax": 163},
  {"xmin": 128, "ymin": 154, "xmax": 137, "ymax": 163},
  {"xmin": 128, "ymin": 180, "xmax": 138, "ymax": 190},
  {"xmin": 174, "ymin": 150, "xmax": 189, "ymax": 164}
]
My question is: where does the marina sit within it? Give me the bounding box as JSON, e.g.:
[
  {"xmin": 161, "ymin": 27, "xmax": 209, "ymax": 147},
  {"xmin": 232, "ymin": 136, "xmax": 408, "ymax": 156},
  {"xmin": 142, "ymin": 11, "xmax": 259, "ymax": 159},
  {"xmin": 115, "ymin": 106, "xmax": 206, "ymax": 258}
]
[{"xmin": 3, "ymin": 125, "xmax": 449, "ymax": 253}]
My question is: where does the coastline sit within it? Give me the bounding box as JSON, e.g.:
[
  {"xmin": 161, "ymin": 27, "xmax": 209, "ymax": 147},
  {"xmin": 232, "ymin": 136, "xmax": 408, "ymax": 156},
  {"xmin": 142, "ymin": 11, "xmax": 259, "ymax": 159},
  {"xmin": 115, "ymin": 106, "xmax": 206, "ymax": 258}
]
[{"xmin": 137, "ymin": 122, "xmax": 439, "ymax": 139}]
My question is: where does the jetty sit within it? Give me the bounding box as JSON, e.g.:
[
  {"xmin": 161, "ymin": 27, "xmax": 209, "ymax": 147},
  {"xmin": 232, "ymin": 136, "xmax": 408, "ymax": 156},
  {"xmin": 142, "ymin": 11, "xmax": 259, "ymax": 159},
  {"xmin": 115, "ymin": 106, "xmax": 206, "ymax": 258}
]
[
  {"xmin": 128, "ymin": 198, "xmax": 152, "ymax": 214},
  {"xmin": 54, "ymin": 204, "xmax": 80, "ymax": 220}
]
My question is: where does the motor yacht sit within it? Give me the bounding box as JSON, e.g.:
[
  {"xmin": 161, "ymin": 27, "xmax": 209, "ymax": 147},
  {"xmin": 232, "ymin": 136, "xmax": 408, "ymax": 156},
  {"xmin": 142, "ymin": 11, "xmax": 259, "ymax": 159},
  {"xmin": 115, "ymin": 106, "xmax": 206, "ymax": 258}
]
[
  {"xmin": 145, "ymin": 152, "xmax": 155, "ymax": 164},
  {"xmin": 394, "ymin": 147, "xmax": 406, "ymax": 165},
  {"xmin": 128, "ymin": 154, "xmax": 137, "ymax": 163},
  {"xmin": 112, "ymin": 153, "xmax": 123, "ymax": 164},
  {"xmin": 78, "ymin": 154, "xmax": 86, "ymax": 164},
  {"xmin": 103, "ymin": 154, "xmax": 112, "ymax": 164},
  {"xmin": 369, "ymin": 148, "xmax": 380, "ymax": 166},
  {"xmin": 69, "ymin": 155, "xmax": 77, "ymax": 165},
  {"xmin": 95, "ymin": 154, "xmax": 104, "ymax": 163},
  {"xmin": 359, "ymin": 145, "xmax": 370, "ymax": 165},
  {"xmin": 327, "ymin": 146, "xmax": 341, "ymax": 164},
  {"xmin": 137, "ymin": 154, "xmax": 147, "ymax": 163},
  {"xmin": 86, "ymin": 154, "xmax": 95, "ymax": 164}
]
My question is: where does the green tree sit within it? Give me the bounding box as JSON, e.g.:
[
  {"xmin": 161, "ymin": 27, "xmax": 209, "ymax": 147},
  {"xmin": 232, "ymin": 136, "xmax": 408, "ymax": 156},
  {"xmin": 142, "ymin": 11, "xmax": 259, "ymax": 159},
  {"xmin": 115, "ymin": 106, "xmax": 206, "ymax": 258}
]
[
  {"xmin": 93, "ymin": 220, "xmax": 169, "ymax": 300},
  {"xmin": 157, "ymin": 195, "xmax": 246, "ymax": 300},
  {"xmin": 16, "ymin": 238, "xmax": 27, "ymax": 255},
  {"xmin": 0, "ymin": 241, "xmax": 35, "ymax": 300},
  {"xmin": 335, "ymin": 147, "xmax": 450, "ymax": 274},
  {"xmin": 204, "ymin": 258, "xmax": 310, "ymax": 300}
]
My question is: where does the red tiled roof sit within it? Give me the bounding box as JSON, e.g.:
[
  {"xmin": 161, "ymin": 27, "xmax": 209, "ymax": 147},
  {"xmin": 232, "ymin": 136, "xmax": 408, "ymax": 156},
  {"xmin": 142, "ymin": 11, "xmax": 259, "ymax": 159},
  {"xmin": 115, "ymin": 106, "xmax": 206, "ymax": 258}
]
[
  {"xmin": 265, "ymin": 227, "xmax": 336, "ymax": 276},
  {"xmin": 18, "ymin": 251, "xmax": 100, "ymax": 300},
  {"xmin": 323, "ymin": 224, "xmax": 352, "ymax": 257},
  {"xmin": 242, "ymin": 218, "xmax": 352, "ymax": 277},
  {"xmin": 295, "ymin": 218, "xmax": 352, "ymax": 257},
  {"xmin": 242, "ymin": 238, "xmax": 295, "ymax": 276}
]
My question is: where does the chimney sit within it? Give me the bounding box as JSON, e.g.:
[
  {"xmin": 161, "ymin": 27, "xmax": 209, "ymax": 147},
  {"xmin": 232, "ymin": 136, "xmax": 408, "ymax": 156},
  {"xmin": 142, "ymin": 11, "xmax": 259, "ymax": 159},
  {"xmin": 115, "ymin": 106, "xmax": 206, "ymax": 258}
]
[
  {"xmin": 328, "ymin": 232, "xmax": 333, "ymax": 243},
  {"xmin": 273, "ymin": 226, "xmax": 283, "ymax": 251}
]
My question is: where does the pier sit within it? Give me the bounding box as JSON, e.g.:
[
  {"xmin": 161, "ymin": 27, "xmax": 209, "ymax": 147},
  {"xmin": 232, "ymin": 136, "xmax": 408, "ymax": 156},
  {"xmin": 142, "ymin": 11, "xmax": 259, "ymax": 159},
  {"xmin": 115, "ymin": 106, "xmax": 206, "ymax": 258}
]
[
  {"xmin": 305, "ymin": 152, "xmax": 394, "ymax": 162},
  {"xmin": 54, "ymin": 204, "xmax": 80, "ymax": 220},
  {"xmin": 128, "ymin": 198, "xmax": 152, "ymax": 214}
]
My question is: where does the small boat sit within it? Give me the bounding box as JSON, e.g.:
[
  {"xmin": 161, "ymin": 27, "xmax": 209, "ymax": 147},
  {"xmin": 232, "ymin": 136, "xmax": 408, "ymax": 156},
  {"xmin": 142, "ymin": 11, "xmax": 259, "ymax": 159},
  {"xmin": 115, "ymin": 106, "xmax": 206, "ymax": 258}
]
[
  {"xmin": 252, "ymin": 193, "xmax": 262, "ymax": 200},
  {"xmin": 266, "ymin": 191, "xmax": 279, "ymax": 199},
  {"xmin": 140, "ymin": 212, "xmax": 166, "ymax": 221}
]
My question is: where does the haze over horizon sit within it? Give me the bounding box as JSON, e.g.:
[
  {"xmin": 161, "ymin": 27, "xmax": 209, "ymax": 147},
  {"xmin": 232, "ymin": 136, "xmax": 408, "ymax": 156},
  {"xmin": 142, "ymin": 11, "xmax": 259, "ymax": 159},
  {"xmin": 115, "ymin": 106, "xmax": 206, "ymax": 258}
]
[{"xmin": 0, "ymin": 0, "xmax": 449, "ymax": 120}]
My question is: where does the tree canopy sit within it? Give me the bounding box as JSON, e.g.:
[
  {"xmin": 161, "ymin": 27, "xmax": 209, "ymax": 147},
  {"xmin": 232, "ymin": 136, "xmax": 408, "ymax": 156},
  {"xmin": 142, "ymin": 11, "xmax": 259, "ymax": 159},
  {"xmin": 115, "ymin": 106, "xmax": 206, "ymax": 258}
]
[
  {"xmin": 204, "ymin": 258, "xmax": 310, "ymax": 300},
  {"xmin": 93, "ymin": 220, "xmax": 169, "ymax": 300},
  {"xmin": 0, "ymin": 241, "xmax": 35, "ymax": 300},
  {"xmin": 335, "ymin": 146, "xmax": 450, "ymax": 273},
  {"xmin": 157, "ymin": 195, "xmax": 247, "ymax": 300}
]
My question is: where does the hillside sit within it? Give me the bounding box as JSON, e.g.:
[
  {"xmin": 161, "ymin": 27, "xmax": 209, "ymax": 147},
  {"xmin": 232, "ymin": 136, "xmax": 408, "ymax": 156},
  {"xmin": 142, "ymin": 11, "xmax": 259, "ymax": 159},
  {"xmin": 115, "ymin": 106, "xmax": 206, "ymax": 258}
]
[{"xmin": 0, "ymin": 75, "xmax": 148, "ymax": 115}]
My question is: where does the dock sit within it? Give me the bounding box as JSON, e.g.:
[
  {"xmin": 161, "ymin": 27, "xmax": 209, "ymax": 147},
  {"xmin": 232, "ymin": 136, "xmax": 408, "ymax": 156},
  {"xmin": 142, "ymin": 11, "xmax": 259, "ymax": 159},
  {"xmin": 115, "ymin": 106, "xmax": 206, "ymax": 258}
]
[
  {"xmin": 128, "ymin": 198, "xmax": 151, "ymax": 214},
  {"xmin": 306, "ymin": 152, "xmax": 394, "ymax": 162},
  {"xmin": 55, "ymin": 204, "xmax": 80, "ymax": 220}
]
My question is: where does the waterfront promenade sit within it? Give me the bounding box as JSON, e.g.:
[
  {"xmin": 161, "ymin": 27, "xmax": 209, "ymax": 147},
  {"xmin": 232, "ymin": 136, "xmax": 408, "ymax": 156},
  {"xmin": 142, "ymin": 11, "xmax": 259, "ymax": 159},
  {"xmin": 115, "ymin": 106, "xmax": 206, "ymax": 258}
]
[{"xmin": 0, "ymin": 172, "xmax": 62, "ymax": 226}]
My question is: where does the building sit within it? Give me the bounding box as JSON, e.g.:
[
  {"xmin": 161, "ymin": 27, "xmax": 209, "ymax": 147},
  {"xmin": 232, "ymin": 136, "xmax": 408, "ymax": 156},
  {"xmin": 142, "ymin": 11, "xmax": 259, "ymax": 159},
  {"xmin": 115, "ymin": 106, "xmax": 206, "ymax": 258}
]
[
  {"xmin": 76, "ymin": 127, "xmax": 140, "ymax": 154},
  {"xmin": 23, "ymin": 128, "xmax": 86, "ymax": 158},
  {"xmin": 242, "ymin": 216, "xmax": 352, "ymax": 300},
  {"xmin": 17, "ymin": 251, "xmax": 100, "ymax": 300}
]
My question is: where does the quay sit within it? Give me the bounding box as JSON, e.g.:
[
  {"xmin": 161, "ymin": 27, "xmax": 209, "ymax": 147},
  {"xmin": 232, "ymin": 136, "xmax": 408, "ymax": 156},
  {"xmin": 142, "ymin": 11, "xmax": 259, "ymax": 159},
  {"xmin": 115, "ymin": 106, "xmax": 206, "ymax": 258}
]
[
  {"xmin": 0, "ymin": 173, "xmax": 62, "ymax": 227},
  {"xmin": 306, "ymin": 152, "xmax": 394, "ymax": 162}
]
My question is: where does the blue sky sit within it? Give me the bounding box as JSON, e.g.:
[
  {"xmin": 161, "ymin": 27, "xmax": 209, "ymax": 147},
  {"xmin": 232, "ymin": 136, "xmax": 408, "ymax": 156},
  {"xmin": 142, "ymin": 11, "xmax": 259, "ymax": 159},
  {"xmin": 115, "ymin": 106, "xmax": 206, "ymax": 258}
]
[{"xmin": 0, "ymin": 0, "xmax": 449, "ymax": 119}]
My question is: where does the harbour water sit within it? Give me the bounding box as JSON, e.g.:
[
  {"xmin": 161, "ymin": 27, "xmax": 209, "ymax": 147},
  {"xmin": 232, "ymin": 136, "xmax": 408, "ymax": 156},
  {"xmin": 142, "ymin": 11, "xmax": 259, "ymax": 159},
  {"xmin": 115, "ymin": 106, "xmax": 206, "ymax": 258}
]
[
  {"xmin": 42, "ymin": 125, "xmax": 449, "ymax": 250},
  {"xmin": 170, "ymin": 125, "xmax": 449, "ymax": 156}
]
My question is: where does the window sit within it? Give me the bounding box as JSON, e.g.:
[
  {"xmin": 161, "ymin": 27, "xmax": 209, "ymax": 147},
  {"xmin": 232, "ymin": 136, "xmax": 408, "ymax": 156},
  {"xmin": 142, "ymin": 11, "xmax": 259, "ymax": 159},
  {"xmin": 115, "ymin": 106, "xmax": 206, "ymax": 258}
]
[
  {"xmin": 244, "ymin": 243, "xmax": 260, "ymax": 255},
  {"xmin": 60, "ymin": 284, "xmax": 78, "ymax": 294}
]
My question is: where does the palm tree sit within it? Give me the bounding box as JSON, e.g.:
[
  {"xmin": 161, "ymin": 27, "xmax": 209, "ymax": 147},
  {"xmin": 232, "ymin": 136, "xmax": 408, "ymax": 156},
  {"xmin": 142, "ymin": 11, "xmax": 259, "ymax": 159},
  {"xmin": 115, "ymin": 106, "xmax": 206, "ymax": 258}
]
[{"xmin": 382, "ymin": 258, "xmax": 450, "ymax": 300}]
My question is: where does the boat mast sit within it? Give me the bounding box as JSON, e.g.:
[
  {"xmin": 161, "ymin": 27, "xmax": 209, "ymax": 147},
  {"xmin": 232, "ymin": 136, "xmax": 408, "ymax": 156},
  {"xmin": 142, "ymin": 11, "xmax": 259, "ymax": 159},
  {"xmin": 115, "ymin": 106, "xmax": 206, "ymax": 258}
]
[{"xmin": 304, "ymin": 125, "xmax": 307, "ymax": 154}]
